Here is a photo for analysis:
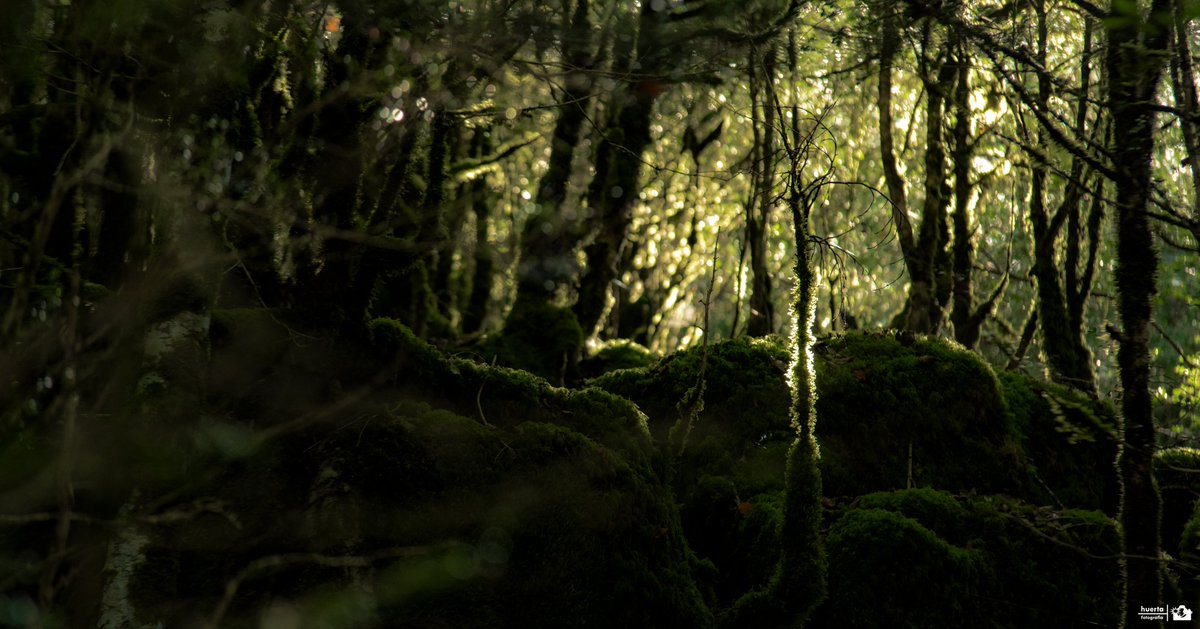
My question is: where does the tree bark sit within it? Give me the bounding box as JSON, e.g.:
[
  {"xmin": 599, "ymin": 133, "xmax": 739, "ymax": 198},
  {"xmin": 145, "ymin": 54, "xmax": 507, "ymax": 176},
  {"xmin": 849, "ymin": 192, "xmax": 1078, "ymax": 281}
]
[
  {"xmin": 746, "ymin": 44, "xmax": 778, "ymax": 337},
  {"xmin": 1029, "ymin": 4, "xmax": 1099, "ymax": 396},
  {"xmin": 514, "ymin": 0, "xmax": 594, "ymax": 304},
  {"xmin": 573, "ymin": 4, "xmax": 663, "ymax": 337},
  {"xmin": 1106, "ymin": 0, "xmax": 1172, "ymax": 624}
]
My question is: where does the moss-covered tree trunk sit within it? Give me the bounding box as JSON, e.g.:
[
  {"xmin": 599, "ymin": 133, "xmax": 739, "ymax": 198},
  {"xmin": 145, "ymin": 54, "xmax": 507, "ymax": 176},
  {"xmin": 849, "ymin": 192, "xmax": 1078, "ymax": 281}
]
[
  {"xmin": 1105, "ymin": 0, "xmax": 1171, "ymax": 624},
  {"xmin": 726, "ymin": 42, "xmax": 827, "ymax": 624},
  {"xmin": 746, "ymin": 44, "xmax": 777, "ymax": 338},
  {"xmin": 775, "ymin": 154, "xmax": 826, "ymax": 628},
  {"xmin": 878, "ymin": 10, "xmax": 954, "ymax": 335},
  {"xmin": 573, "ymin": 4, "xmax": 663, "ymax": 338},
  {"xmin": 513, "ymin": 0, "xmax": 593, "ymax": 306},
  {"xmin": 1029, "ymin": 2, "xmax": 1099, "ymax": 397}
]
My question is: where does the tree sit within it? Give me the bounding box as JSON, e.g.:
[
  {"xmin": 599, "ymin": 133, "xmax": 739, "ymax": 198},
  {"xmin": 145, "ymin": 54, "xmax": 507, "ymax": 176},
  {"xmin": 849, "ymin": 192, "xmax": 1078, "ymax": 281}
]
[{"xmin": 1105, "ymin": 0, "xmax": 1173, "ymax": 621}]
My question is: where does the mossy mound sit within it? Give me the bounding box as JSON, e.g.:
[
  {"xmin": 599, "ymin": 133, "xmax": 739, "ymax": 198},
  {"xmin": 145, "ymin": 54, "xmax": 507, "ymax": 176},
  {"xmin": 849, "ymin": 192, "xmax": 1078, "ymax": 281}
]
[
  {"xmin": 477, "ymin": 300, "xmax": 584, "ymax": 384},
  {"xmin": 591, "ymin": 335, "xmax": 792, "ymax": 443},
  {"xmin": 578, "ymin": 339, "xmax": 656, "ymax": 379},
  {"xmin": 813, "ymin": 332, "xmax": 1030, "ymax": 498},
  {"xmin": 370, "ymin": 318, "xmax": 653, "ymax": 472},
  {"xmin": 814, "ymin": 488, "xmax": 1120, "ymax": 628},
  {"xmin": 593, "ymin": 331, "xmax": 1042, "ymax": 500},
  {"xmin": 1156, "ymin": 447, "xmax": 1200, "ymax": 557},
  {"xmin": 590, "ymin": 335, "xmax": 793, "ymax": 603},
  {"xmin": 115, "ymin": 321, "xmax": 710, "ymax": 628},
  {"xmin": 590, "ymin": 335, "xmax": 792, "ymax": 492},
  {"xmin": 997, "ymin": 370, "xmax": 1118, "ymax": 511}
]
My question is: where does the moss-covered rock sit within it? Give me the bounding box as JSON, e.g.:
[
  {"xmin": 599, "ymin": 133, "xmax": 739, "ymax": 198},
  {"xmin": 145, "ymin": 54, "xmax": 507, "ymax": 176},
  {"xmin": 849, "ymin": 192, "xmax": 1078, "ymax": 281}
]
[
  {"xmin": 998, "ymin": 370, "xmax": 1118, "ymax": 511},
  {"xmin": 478, "ymin": 300, "xmax": 584, "ymax": 384},
  {"xmin": 1156, "ymin": 447, "xmax": 1200, "ymax": 558},
  {"xmin": 590, "ymin": 335, "xmax": 792, "ymax": 496},
  {"xmin": 813, "ymin": 488, "xmax": 1120, "ymax": 628},
  {"xmin": 95, "ymin": 317, "xmax": 713, "ymax": 627},
  {"xmin": 118, "ymin": 389, "xmax": 711, "ymax": 627},
  {"xmin": 578, "ymin": 339, "xmax": 656, "ymax": 379},
  {"xmin": 370, "ymin": 318, "xmax": 653, "ymax": 472},
  {"xmin": 813, "ymin": 332, "xmax": 1031, "ymax": 498}
]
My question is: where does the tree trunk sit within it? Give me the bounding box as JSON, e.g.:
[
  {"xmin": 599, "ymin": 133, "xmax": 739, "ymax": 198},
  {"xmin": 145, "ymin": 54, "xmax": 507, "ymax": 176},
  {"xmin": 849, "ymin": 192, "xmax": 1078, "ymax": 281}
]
[
  {"xmin": 514, "ymin": 0, "xmax": 594, "ymax": 304},
  {"xmin": 746, "ymin": 45, "xmax": 777, "ymax": 337},
  {"xmin": 878, "ymin": 10, "xmax": 954, "ymax": 334},
  {"xmin": 573, "ymin": 4, "xmax": 663, "ymax": 338},
  {"xmin": 1106, "ymin": 0, "xmax": 1172, "ymax": 623},
  {"xmin": 1029, "ymin": 4, "xmax": 1099, "ymax": 396},
  {"xmin": 462, "ymin": 131, "xmax": 495, "ymax": 334}
]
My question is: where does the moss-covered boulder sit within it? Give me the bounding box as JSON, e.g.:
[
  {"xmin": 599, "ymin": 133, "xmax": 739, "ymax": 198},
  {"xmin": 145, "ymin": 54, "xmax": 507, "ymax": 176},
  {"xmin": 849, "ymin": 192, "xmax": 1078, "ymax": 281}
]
[
  {"xmin": 578, "ymin": 339, "xmax": 656, "ymax": 379},
  {"xmin": 477, "ymin": 300, "xmax": 584, "ymax": 384},
  {"xmin": 997, "ymin": 370, "xmax": 1118, "ymax": 512},
  {"xmin": 813, "ymin": 332, "xmax": 1031, "ymax": 497},
  {"xmin": 108, "ymin": 320, "xmax": 711, "ymax": 628},
  {"xmin": 1157, "ymin": 447, "xmax": 1200, "ymax": 557},
  {"xmin": 594, "ymin": 331, "xmax": 1042, "ymax": 500},
  {"xmin": 371, "ymin": 318, "xmax": 653, "ymax": 472},
  {"xmin": 590, "ymin": 335, "xmax": 792, "ymax": 495},
  {"xmin": 93, "ymin": 319, "xmax": 710, "ymax": 629},
  {"xmin": 814, "ymin": 488, "xmax": 1120, "ymax": 628},
  {"xmin": 590, "ymin": 336, "xmax": 793, "ymax": 603}
]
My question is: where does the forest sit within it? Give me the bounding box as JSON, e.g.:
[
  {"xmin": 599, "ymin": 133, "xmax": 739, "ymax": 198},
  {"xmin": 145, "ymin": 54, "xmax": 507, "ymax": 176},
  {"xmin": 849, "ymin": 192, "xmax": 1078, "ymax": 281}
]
[{"xmin": 3, "ymin": 0, "xmax": 1200, "ymax": 626}]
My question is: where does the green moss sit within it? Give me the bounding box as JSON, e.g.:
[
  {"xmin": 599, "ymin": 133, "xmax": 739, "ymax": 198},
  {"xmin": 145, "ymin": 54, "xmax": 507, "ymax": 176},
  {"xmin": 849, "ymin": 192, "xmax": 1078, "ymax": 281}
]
[
  {"xmin": 813, "ymin": 489, "xmax": 1120, "ymax": 628},
  {"xmin": 591, "ymin": 335, "xmax": 791, "ymax": 445},
  {"xmin": 855, "ymin": 487, "xmax": 969, "ymax": 542},
  {"xmin": 124, "ymin": 400, "xmax": 712, "ymax": 627},
  {"xmin": 369, "ymin": 318, "xmax": 653, "ymax": 471},
  {"xmin": 997, "ymin": 370, "xmax": 1118, "ymax": 511},
  {"xmin": 1156, "ymin": 447, "xmax": 1200, "ymax": 558},
  {"xmin": 821, "ymin": 507, "xmax": 980, "ymax": 628},
  {"xmin": 479, "ymin": 300, "xmax": 584, "ymax": 383},
  {"xmin": 578, "ymin": 339, "xmax": 656, "ymax": 378},
  {"xmin": 814, "ymin": 332, "xmax": 1032, "ymax": 498},
  {"xmin": 1171, "ymin": 496, "xmax": 1200, "ymax": 604}
]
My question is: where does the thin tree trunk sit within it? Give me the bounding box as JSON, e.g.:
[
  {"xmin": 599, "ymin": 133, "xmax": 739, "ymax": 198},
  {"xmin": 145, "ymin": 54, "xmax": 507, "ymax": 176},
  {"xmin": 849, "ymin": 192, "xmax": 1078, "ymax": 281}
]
[
  {"xmin": 948, "ymin": 44, "xmax": 1007, "ymax": 348},
  {"xmin": 747, "ymin": 44, "xmax": 777, "ymax": 337},
  {"xmin": 1029, "ymin": 2, "xmax": 1098, "ymax": 396},
  {"xmin": 462, "ymin": 131, "xmax": 494, "ymax": 334}
]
